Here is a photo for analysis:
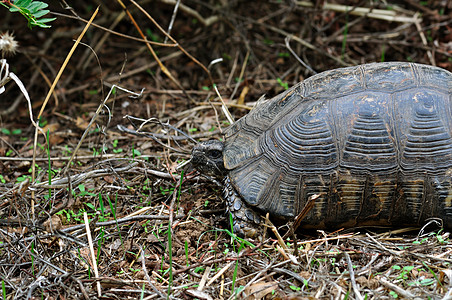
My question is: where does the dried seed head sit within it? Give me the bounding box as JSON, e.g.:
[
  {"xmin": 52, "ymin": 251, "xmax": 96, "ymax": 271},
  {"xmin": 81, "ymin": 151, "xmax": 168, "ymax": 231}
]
[{"xmin": 0, "ymin": 32, "xmax": 19, "ymax": 56}]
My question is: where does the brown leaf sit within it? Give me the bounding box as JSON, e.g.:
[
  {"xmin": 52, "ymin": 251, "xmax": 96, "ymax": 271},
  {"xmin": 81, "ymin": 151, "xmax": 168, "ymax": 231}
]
[
  {"xmin": 43, "ymin": 215, "xmax": 63, "ymax": 233},
  {"xmin": 167, "ymin": 161, "xmax": 178, "ymax": 174},
  {"xmin": 243, "ymin": 281, "xmax": 278, "ymax": 299},
  {"xmin": 49, "ymin": 134, "xmax": 64, "ymax": 146},
  {"xmin": 76, "ymin": 116, "xmax": 91, "ymax": 130},
  {"xmin": 103, "ymin": 175, "xmax": 115, "ymax": 184},
  {"xmin": 42, "ymin": 123, "xmax": 60, "ymax": 133}
]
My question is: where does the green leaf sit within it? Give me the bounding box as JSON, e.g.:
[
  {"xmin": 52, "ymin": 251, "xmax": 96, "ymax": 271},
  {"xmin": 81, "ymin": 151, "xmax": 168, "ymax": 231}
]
[
  {"xmin": 33, "ymin": 9, "xmax": 50, "ymax": 18},
  {"xmin": 419, "ymin": 278, "xmax": 435, "ymax": 286},
  {"xmin": 16, "ymin": 0, "xmax": 32, "ymax": 7},
  {"xmin": 1, "ymin": 128, "xmax": 11, "ymax": 135},
  {"xmin": 389, "ymin": 291, "xmax": 398, "ymax": 298},
  {"xmin": 85, "ymin": 202, "xmax": 95, "ymax": 210},
  {"xmin": 28, "ymin": 2, "xmax": 48, "ymax": 12},
  {"xmin": 6, "ymin": 0, "xmax": 55, "ymax": 28},
  {"xmin": 36, "ymin": 17, "xmax": 55, "ymax": 23}
]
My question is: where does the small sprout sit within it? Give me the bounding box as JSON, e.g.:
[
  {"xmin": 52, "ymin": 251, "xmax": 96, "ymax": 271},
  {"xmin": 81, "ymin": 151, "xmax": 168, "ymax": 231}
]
[
  {"xmin": 277, "ymin": 78, "xmax": 289, "ymax": 90},
  {"xmin": 1, "ymin": 128, "xmax": 10, "ymax": 135},
  {"xmin": 389, "ymin": 291, "xmax": 398, "ymax": 298},
  {"xmin": 278, "ymin": 52, "xmax": 290, "ymax": 58}
]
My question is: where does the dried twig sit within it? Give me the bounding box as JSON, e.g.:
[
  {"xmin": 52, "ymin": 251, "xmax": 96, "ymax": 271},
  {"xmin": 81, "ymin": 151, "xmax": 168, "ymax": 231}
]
[{"xmin": 345, "ymin": 252, "xmax": 364, "ymax": 300}]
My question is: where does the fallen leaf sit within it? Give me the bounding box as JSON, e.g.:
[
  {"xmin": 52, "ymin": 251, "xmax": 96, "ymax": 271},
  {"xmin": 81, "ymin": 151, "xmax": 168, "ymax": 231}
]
[
  {"xmin": 243, "ymin": 281, "xmax": 278, "ymax": 299},
  {"xmin": 43, "ymin": 215, "xmax": 62, "ymax": 232},
  {"xmin": 186, "ymin": 289, "xmax": 213, "ymax": 300},
  {"xmin": 42, "ymin": 123, "xmax": 60, "ymax": 133}
]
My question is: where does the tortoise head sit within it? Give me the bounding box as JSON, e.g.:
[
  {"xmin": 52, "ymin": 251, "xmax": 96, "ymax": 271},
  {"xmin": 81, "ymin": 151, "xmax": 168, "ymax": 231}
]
[{"xmin": 191, "ymin": 140, "xmax": 227, "ymax": 178}]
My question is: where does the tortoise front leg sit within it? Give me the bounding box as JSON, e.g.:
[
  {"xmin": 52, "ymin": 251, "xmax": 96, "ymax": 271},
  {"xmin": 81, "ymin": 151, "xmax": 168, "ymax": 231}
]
[{"xmin": 224, "ymin": 176, "xmax": 262, "ymax": 238}]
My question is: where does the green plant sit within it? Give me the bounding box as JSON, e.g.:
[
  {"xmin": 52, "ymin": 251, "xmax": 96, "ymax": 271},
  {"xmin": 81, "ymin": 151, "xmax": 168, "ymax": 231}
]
[
  {"xmin": 2, "ymin": 280, "xmax": 6, "ymax": 299},
  {"xmin": 46, "ymin": 129, "xmax": 52, "ymax": 199},
  {"xmin": 422, "ymin": 261, "xmax": 443, "ymax": 288},
  {"xmin": 145, "ymin": 28, "xmax": 160, "ymax": 42},
  {"xmin": 276, "ymin": 78, "xmax": 289, "ymax": 90},
  {"xmin": 289, "ymin": 285, "xmax": 301, "ymax": 291},
  {"xmin": 132, "ymin": 148, "xmax": 141, "ymax": 158},
  {"xmin": 92, "ymin": 147, "xmax": 101, "ymax": 156},
  {"xmin": 263, "ymin": 38, "xmax": 274, "ymax": 45},
  {"xmin": 167, "ymin": 225, "xmax": 173, "ymax": 297},
  {"xmin": 1, "ymin": 0, "xmax": 55, "ymax": 28},
  {"xmin": 112, "ymin": 139, "xmax": 123, "ymax": 153},
  {"xmin": 16, "ymin": 174, "xmax": 32, "ymax": 183},
  {"xmin": 159, "ymin": 186, "xmax": 175, "ymax": 196},
  {"xmin": 96, "ymin": 228, "xmax": 105, "ymax": 260},
  {"xmin": 229, "ymin": 213, "xmax": 247, "ymax": 296},
  {"xmin": 1, "ymin": 128, "xmax": 21, "ymax": 135},
  {"xmin": 341, "ymin": 13, "xmax": 349, "ymax": 59},
  {"xmin": 76, "ymin": 184, "xmax": 96, "ymax": 198},
  {"xmin": 166, "ymin": 171, "xmax": 185, "ymax": 297},
  {"xmin": 30, "ymin": 241, "xmax": 35, "ymax": 275},
  {"xmin": 62, "ymin": 145, "xmax": 72, "ymax": 156},
  {"xmin": 434, "ymin": 230, "xmax": 448, "ymax": 244},
  {"xmin": 392, "ymin": 265, "xmax": 414, "ymax": 280},
  {"xmin": 184, "ymin": 240, "xmax": 189, "ymax": 266},
  {"xmin": 278, "ymin": 52, "xmax": 290, "ymax": 58},
  {"xmin": 97, "ymin": 193, "xmax": 107, "ymax": 222},
  {"xmin": 140, "ymin": 283, "xmax": 145, "ymax": 299}
]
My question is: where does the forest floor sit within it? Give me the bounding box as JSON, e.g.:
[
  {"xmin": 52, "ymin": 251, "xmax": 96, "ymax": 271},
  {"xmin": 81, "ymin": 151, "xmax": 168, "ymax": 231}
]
[{"xmin": 1, "ymin": 1, "xmax": 452, "ymax": 299}]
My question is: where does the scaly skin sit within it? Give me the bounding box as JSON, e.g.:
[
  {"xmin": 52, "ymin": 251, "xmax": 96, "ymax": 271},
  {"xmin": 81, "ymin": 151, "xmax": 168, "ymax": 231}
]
[
  {"xmin": 192, "ymin": 141, "xmax": 265, "ymax": 237},
  {"xmin": 224, "ymin": 176, "xmax": 262, "ymax": 238}
]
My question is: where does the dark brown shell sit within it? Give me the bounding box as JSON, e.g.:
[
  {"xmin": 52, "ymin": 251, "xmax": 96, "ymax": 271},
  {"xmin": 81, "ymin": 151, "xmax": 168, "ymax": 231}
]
[{"xmin": 223, "ymin": 62, "xmax": 452, "ymax": 228}]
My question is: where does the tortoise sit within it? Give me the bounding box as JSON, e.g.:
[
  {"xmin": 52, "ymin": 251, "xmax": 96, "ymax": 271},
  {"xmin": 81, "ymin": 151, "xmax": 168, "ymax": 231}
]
[{"xmin": 191, "ymin": 62, "xmax": 452, "ymax": 237}]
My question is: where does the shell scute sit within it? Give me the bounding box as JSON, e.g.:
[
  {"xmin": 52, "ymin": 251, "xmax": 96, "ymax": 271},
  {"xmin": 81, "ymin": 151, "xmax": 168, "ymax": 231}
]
[{"xmin": 223, "ymin": 62, "xmax": 452, "ymax": 226}]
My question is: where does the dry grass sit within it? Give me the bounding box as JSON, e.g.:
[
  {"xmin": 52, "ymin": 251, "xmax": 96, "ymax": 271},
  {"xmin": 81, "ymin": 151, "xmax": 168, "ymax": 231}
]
[{"xmin": 0, "ymin": 0, "xmax": 451, "ymax": 299}]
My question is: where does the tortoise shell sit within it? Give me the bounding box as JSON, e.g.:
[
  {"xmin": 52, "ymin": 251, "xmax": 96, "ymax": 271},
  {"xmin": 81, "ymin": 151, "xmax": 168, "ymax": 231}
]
[{"xmin": 223, "ymin": 62, "xmax": 452, "ymax": 228}]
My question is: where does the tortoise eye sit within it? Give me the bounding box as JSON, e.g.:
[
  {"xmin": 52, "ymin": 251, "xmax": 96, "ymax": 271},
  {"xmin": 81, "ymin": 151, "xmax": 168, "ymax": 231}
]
[{"xmin": 209, "ymin": 150, "xmax": 222, "ymax": 159}]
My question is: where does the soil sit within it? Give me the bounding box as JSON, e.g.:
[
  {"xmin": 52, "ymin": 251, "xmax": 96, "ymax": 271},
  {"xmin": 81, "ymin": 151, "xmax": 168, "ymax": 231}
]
[{"xmin": 0, "ymin": 1, "xmax": 451, "ymax": 299}]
